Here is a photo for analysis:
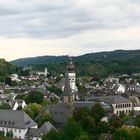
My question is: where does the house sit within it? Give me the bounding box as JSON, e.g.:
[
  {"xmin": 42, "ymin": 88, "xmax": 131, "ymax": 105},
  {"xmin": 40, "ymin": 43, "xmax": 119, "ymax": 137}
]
[
  {"xmin": 88, "ymin": 95, "xmax": 133, "ymax": 115},
  {"xmin": 9, "ymin": 99, "xmax": 27, "ymax": 110},
  {"xmin": 10, "ymin": 74, "xmax": 21, "ymax": 82},
  {"xmin": 25, "ymin": 121, "xmax": 56, "ymax": 140},
  {"xmin": 0, "ymin": 109, "xmax": 37, "ymax": 139}
]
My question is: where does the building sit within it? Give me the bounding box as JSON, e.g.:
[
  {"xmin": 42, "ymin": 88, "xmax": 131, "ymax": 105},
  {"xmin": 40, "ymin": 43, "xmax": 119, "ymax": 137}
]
[
  {"xmin": 62, "ymin": 72, "xmax": 75, "ymax": 104},
  {"xmin": 25, "ymin": 121, "xmax": 56, "ymax": 140},
  {"xmin": 9, "ymin": 99, "xmax": 27, "ymax": 110},
  {"xmin": 0, "ymin": 109, "xmax": 37, "ymax": 139},
  {"xmin": 89, "ymin": 95, "xmax": 133, "ymax": 115},
  {"xmin": 45, "ymin": 67, "xmax": 48, "ymax": 77},
  {"xmin": 66, "ymin": 58, "xmax": 77, "ymax": 93}
]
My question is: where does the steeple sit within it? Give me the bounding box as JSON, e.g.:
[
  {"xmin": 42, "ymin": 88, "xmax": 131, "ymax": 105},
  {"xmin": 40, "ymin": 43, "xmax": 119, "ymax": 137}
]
[
  {"xmin": 63, "ymin": 73, "xmax": 71, "ymax": 95},
  {"xmin": 62, "ymin": 72, "xmax": 74, "ymax": 104}
]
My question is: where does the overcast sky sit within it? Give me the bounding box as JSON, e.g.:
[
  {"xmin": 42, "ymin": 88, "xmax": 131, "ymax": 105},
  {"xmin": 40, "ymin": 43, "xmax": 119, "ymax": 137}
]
[{"xmin": 0, "ymin": 0, "xmax": 140, "ymax": 61}]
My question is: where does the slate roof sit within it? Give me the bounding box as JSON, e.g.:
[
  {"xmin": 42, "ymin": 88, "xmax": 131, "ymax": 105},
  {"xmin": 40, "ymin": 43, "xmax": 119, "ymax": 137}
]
[
  {"xmin": 124, "ymin": 117, "xmax": 136, "ymax": 126},
  {"xmin": 49, "ymin": 103, "xmax": 72, "ymax": 124},
  {"xmin": 73, "ymin": 101, "xmax": 95, "ymax": 108},
  {"xmin": 26, "ymin": 121, "xmax": 56, "ymax": 138},
  {"xmin": 89, "ymin": 95, "xmax": 131, "ymax": 104},
  {"xmin": 0, "ymin": 109, "xmax": 37, "ymax": 129}
]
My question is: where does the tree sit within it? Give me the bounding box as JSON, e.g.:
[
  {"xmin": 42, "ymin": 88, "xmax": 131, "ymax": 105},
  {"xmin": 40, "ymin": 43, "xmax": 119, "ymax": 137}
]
[
  {"xmin": 82, "ymin": 116, "xmax": 96, "ymax": 135},
  {"xmin": 0, "ymin": 131, "xmax": 5, "ymax": 137},
  {"xmin": 97, "ymin": 121, "xmax": 109, "ymax": 134},
  {"xmin": 73, "ymin": 107, "xmax": 91, "ymax": 122},
  {"xmin": 135, "ymin": 114, "xmax": 140, "ymax": 128},
  {"xmin": 37, "ymin": 111, "xmax": 54, "ymax": 127},
  {"xmin": 0, "ymin": 103, "xmax": 11, "ymax": 109},
  {"xmin": 42, "ymin": 129, "xmax": 60, "ymax": 140},
  {"xmin": 25, "ymin": 91, "xmax": 44, "ymax": 104},
  {"xmin": 114, "ymin": 126, "xmax": 140, "ymax": 140},
  {"xmin": 5, "ymin": 77, "xmax": 12, "ymax": 86},
  {"xmin": 47, "ymin": 85, "xmax": 62, "ymax": 96},
  {"xmin": 109, "ymin": 115, "xmax": 123, "ymax": 133},
  {"xmin": 62, "ymin": 119, "xmax": 85, "ymax": 140},
  {"xmin": 91, "ymin": 103, "xmax": 105, "ymax": 125},
  {"xmin": 6, "ymin": 131, "xmax": 13, "ymax": 138},
  {"xmin": 23, "ymin": 103, "xmax": 41, "ymax": 119}
]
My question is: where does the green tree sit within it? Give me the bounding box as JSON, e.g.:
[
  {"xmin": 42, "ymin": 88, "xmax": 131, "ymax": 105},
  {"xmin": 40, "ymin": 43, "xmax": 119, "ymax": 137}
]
[
  {"xmin": 37, "ymin": 111, "xmax": 54, "ymax": 127},
  {"xmin": 62, "ymin": 119, "xmax": 85, "ymax": 140},
  {"xmin": 135, "ymin": 114, "xmax": 140, "ymax": 128},
  {"xmin": 0, "ymin": 131, "xmax": 5, "ymax": 137},
  {"xmin": 91, "ymin": 103, "xmax": 105, "ymax": 125},
  {"xmin": 47, "ymin": 85, "xmax": 62, "ymax": 96},
  {"xmin": 0, "ymin": 103, "xmax": 11, "ymax": 109},
  {"xmin": 109, "ymin": 115, "xmax": 123, "ymax": 133},
  {"xmin": 23, "ymin": 103, "xmax": 41, "ymax": 119},
  {"xmin": 25, "ymin": 91, "xmax": 44, "ymax": 104},
  {"xmin": 97, "ymin": 121, "xmax": 109, "ymax": 134},
  {"xmin": 73, "ymin": 107, "xmax": 91, "ymax": 122},
  {"xmin": 42, "ymin": 129, "xmax": 61, "ymax": 140},
  {"xmin": 6, "ymin": 131, "xmax": 13, "ymax": 138},
  {"xmin": 5, "ymin": 77, "xmax": 12, "ymax": 86}
]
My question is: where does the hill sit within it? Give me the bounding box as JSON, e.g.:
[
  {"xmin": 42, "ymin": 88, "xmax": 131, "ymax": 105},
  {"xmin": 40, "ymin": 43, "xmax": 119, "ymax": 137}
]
[
  {"xmin": 10, "ymin": 50, "xmax": 140, "ymax": 78},
  {"xmin": 11, "ymin": 50, "xmax": 140, "ymax": 66},
  {"xmin": 0, "ymin": 59, "xmax": 21, "ymax": 81}
]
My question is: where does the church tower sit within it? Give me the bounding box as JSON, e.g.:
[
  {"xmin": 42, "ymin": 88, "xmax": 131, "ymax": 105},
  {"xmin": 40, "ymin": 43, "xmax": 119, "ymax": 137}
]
[
  {"xmin": 66, "ymin": 58, "xmax": 77, "ymax": 92},
  {"xmin": 62, "ymin": 72, "xmax": 74, "ymax": 104}
]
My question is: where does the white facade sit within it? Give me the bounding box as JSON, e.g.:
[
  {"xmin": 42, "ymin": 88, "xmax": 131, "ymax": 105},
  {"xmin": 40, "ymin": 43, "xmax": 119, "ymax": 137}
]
[
  {"xmin": 33, "ymin": 137, "xmax": 41, "ymax": 140},
  {"xmin": 45, "ymin": 67, "xmax": 48, "ymax": 76},
  {"xmin": 117, "ymin": 84, "xmax": 126, "ymax": 93},
  {"xmin": 68, "ymin": 72, "xmax": 76, "ymax": 92},
  {"xmin": 12, "ymin": 101, "xmax": 27, "ymax": 110},
  {"xmin": 112, "ymin": 102, "xmax": 133, "ymax": 115},
  {"xmin": 0, "ymin": 125, "xmax": 37, "ymax": 140}
]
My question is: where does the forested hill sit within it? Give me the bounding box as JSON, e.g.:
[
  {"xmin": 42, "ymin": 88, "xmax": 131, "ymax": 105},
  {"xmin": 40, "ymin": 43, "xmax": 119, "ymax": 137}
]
[
  {"xmin": 0, "ymin": 59, "xmax": 21, "ymax": 81},
  {"xmin": 11, "ymin": 50, "xmax": 140, "ymax": 66},
  {"xmin": 10, "ymin": 50, "xmax": 140, "ymax": 78}
]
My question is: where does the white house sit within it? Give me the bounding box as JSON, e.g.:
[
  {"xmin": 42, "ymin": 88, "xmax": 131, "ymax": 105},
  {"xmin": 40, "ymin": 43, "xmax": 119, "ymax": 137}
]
[
  {"xmin": 9, "ymin": 100, "xmax": 27, "ymax": 110},
  {"xmin": 90, "ymin": 95, "xmax": 133, "ymax": 115},
  {"xmin": 0, "ymin": 110, "xmax": 38, "ymax": 139}
]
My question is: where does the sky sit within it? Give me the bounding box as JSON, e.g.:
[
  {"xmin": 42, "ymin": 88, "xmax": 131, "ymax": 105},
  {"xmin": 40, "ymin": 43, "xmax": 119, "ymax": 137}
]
[{"xmin": 0, "ymin": 0, "xmax": 140, "ymax": 61}]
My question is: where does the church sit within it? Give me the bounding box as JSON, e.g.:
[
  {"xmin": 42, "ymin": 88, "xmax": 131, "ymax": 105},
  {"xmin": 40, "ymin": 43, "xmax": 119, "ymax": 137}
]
[{"xmin": 49, "ymin": 58, "xmax": 95, "ymax": 128}]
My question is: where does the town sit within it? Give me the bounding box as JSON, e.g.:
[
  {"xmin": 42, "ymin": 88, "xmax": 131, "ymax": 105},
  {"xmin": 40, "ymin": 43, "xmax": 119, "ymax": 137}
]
[{"xmin": 0, "ymin": 57, "xmax": 140, "ymax": 140}]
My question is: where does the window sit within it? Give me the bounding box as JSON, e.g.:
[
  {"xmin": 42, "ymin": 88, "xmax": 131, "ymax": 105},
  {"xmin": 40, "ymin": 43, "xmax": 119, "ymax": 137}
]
[{"xmin": 19, "ymin": 129, "xmax": 21, "ymax": 133}]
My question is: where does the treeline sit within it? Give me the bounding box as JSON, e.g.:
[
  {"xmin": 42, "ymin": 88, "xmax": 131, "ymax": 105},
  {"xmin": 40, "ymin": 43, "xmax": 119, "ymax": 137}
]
[{"xmin": 31, "ymin": 58, "xmax": 140, "ymax": 79}]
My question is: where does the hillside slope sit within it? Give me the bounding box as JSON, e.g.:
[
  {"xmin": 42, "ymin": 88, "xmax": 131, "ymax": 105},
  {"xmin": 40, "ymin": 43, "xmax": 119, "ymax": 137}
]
[
  {"xmin": 0, "ymin": 59, "xmax": 21, "ymax": 81},
  {"xmin": 10, "ymin": 50, "xmax": 140, "ymax": 66}
]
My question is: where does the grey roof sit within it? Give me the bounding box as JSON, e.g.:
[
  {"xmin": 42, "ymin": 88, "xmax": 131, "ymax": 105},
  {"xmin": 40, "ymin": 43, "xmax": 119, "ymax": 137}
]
[
  {"xmin": 49, "ymin": 103, "xmax": 72, "ymax": 124},
  {"xmin": 124, "ymin": 117, "xmax": 136, "ymax": 126},
  {"xmin": 0, "ymin": 109, "xmax": 37, "ymax": 129},
  {"xmin": 26, "ymin": 121, "xmax": 56, "ymax": 138},
  {"xmin": 89, "ymin": 95, "xmax": 131, "ymax": 104},
  {"xmin": 73, "ymin": 101, "xmax": 95, "ymax": 108}
]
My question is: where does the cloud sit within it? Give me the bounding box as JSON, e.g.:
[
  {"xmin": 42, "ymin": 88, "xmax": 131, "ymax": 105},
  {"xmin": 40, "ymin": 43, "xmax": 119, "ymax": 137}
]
[
  {"xmin": 0, "ymin": 0, "xmax": 139, "ymax": 38},
  {"xmin": 0, "ymin": 0, "xmax": 140, "ymax": 60}
]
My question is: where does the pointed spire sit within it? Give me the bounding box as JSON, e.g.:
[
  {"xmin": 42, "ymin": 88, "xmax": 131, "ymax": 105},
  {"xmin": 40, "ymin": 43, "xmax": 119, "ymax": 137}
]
[{"xmin": 64, "ymin": 73, "xmax": 71, "ymax": 95}]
